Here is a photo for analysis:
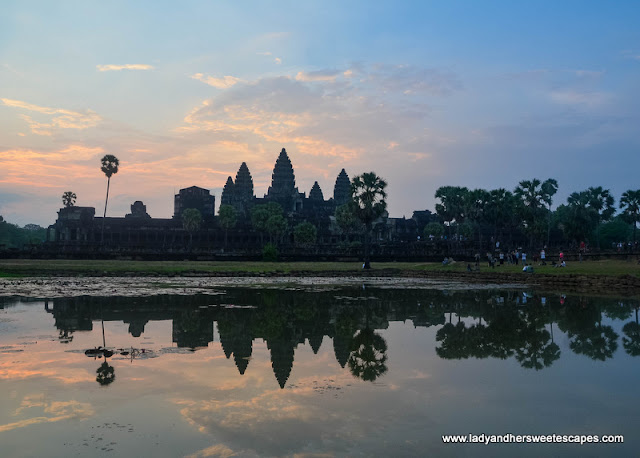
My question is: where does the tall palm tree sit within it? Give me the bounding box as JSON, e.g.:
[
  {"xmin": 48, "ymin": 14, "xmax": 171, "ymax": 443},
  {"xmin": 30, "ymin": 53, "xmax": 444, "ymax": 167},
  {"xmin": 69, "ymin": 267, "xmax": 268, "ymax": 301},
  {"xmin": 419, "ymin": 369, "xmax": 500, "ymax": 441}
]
[
  {"xmin": 514, "ymin": 178, "xmax": 557, "ymax": 247},
  {"xmin": 100, "ymin": 155, "xmax": 119, "ymax": 243},
  {"xmin": 541, "ymin": 178, "xmax": 558, "ymax": 245},
  {"xmin": 587, "ymin": 186, "xmax": 615, "ymax": 249},
  {"xmin": 620, "ymin": 189, "xmax": 640, "ymax": 247},
  {"xmin": 351, "ymin": 172, "xmax": 387, "ymax": 269}
]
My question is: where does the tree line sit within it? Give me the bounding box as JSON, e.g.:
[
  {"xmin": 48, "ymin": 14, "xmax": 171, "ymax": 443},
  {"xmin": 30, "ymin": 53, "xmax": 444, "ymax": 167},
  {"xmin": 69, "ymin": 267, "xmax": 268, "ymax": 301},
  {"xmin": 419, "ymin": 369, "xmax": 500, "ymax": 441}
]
[{"xmin": 428, "ymin": 179, "xmax": 640, "ymax": 251}]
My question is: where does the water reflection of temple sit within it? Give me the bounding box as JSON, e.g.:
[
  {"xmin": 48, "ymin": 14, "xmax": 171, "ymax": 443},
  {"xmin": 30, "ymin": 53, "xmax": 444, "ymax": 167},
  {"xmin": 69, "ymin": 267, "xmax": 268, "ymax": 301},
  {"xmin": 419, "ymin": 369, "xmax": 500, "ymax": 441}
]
[{"xmin": 43, "ymin": 288, "xmax": 640, "ymax": 387}]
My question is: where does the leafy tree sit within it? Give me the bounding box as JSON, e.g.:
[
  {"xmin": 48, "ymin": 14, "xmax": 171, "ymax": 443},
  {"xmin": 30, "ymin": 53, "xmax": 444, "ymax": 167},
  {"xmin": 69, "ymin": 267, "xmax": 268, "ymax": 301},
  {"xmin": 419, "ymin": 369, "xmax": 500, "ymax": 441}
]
[
  {"xmin": 0, "ymin": 219, "xmax": 46, "ymax": 248},
  {"xmin": 262, "ymin": 242, "xmax": 278, "ymax": 261},
  {"xmin": 465, "ymin": 188, "xmax": 491, "ymax": 247},
  {"xmin": 266, "ymin": 214, "xmax": 287, "ymax": 244},
  {"xmin": 598, "ymin": 216, "xmax": 631, "ymax": 248},
  {"xmin": 351, "ymin": 172, "xmax": 388, "ymax": 269},
  {"xmin": 251, "ymin": 202, "xmax": 283, "ymax": 244},
  {"xmin": 435, "ymin": 186, "xmax": 469, "ymax": 241},
  {"xmin": 218, "ymin": 204, "xmax": 237, "ymax": 247},
  {"xmin": 62, "ymin": 191, "xmax": 77, "ymax": 208},
  {"xmin": 485, "ymin": 188, "xmax": 519, "ymax": 243},
  {"xmin": 587, "ymin": 187, "xmax": 615, "ymax": 249},
  {"xmin": 294, "ymin": 222, "xmax": 317, "ymax": 247},
  {"xmin": 559, "ymin": 191, "xmax": 599, "ymax": 244},
  {"xmin": 514, "ymin": 178, "xmax": 557, "ymax": 247},
  {"xmin": 620, "ymin": 190, "xmax": 640, "ymax": 245},
  {"xmin": 335, "ymin": 202, "xmax": 362, "ymax": 235},
  {"xmin": 100, "ymin": 155, "xmax": 119, "ymax": 242},
  {"xmin": 423, "ymin": 222, "xmax": 444, "ymax": 239},
  {"xmin": 457, "ymin": 222, "xmax": 474, "ymax": 240},
  {"xmin": 182, "ymin": 208, "xmax": 202, "ymax": 250}
]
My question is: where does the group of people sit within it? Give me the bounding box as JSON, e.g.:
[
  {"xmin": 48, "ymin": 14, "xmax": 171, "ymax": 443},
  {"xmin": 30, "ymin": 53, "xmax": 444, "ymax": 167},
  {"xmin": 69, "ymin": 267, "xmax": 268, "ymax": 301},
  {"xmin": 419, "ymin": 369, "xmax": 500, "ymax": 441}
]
[{"xmin": 471, "ymin": 246, "xmax": 568, "ymax": 270}]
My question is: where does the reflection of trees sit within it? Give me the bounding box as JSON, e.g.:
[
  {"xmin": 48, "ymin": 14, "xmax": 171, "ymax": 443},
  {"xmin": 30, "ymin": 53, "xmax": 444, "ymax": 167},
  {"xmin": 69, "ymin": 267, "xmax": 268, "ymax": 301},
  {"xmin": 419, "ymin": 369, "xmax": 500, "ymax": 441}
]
[
  {"xmin": 623, "ymin": 308, "xmax": 640, "ymax": 357},
  {"xmin": 41, "ymin": 287, "xmax": 639, "ymax": 381},
  {"xmin": 515, "ymin": 306, "xmax": 560, "ymax": 370},
  {"xmin": 436, "ymin": 322, "xmax": 479, "ymax": 360},
  {"xmin": 96, "ymin": 361, "xmax": 115, "ymax": 386},
  {"xmin": 558, "ymin": 300, "xmax": 619, "ymax": 361},
  {"xmin": 570, "ymin": 327, "xmax": 618, "ymax": 361},
  {"xmin": 348, "ymin": 328, "xmax": 388, "ymax": 382}
]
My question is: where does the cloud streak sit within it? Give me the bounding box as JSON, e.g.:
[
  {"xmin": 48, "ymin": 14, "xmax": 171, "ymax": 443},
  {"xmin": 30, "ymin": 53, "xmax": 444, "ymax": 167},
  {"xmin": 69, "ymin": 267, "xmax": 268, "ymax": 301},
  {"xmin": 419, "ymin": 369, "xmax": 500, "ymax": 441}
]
[
  {"xmin": 191, "ymin": 73, "xmax": 242, "ymax": 89},
  {"xmin": 96, "ymin": 64, "xmax": 154, "ymax": 72},
  {"xmin": 1, "ymin": 98, "xmax": 101, "ymax": 135}
]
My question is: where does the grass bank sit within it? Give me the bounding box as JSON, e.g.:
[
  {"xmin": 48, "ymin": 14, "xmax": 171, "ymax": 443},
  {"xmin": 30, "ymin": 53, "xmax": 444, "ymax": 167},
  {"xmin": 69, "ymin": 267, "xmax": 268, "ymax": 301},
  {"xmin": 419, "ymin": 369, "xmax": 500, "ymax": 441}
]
[{"xmin": 0, "ymin": 258, "xmax": 638, "ymax": 277}]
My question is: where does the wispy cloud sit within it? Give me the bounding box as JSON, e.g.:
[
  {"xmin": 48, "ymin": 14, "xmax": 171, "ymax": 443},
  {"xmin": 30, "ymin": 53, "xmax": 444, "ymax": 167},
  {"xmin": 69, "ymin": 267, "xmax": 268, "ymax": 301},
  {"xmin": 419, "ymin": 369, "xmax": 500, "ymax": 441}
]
[
  {"xmin": 549, "ymin": 90, "xmax": 611, "ymax": 108},
  {"xmin": 96, "ymin": 64, "xmax": 154, "ymax": 72},
  {"xmin": 191, "ymin": 73, "xmax": 242, "ymax": 89},
  {"xmin": 1, "ymin": 98, "xmax": 101, "ymax": 135},
  {"xmin": 295, "ymin": 70, "xmax": 341, "ymax": 82}
]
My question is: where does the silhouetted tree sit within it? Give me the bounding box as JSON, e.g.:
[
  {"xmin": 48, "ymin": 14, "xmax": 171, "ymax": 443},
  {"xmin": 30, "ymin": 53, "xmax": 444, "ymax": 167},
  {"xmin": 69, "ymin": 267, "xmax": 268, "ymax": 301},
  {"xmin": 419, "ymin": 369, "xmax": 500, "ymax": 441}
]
[
  {"xmin": 424, "ymin": 222, "xmax": 444, "ymax": 239},
  {"xmin": 100, "ymin": 155, "xmax": 119, "ymax": 243},
  {"xmin": 294, "ymin": 222, "xmax": 317, "ymax": 247},
  {"xmin": 587, "ymin": 186, "xmax": 615, "ymax": 249},
  {"xmin": 62, "ymin": 191, "xmax": 76, "ymax": 208},
  {"xmin": 620, "ymin": 190, "xmax": 640, "ymax": 245},
  {"xmin": 351, "ymin": 172, "xmax": 387, "ymax": 269},
  {"xmin": 251, "ymin": 202, "xmax": 283, "ymax": 245},
  {"xmin": 182, "ymin": 208, "xmax": 202, "ymax": 250},
  {"xmin": 218, "ymin": 204, "xmax": 237, "ymax": 247}
]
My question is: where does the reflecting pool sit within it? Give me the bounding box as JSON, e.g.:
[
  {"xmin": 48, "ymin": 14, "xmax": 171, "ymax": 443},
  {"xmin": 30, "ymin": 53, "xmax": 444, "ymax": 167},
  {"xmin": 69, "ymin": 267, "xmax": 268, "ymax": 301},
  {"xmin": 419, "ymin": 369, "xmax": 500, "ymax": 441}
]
[{"xmin": 0, "ymin": 282, "xmax": 638, "ymax": 457}]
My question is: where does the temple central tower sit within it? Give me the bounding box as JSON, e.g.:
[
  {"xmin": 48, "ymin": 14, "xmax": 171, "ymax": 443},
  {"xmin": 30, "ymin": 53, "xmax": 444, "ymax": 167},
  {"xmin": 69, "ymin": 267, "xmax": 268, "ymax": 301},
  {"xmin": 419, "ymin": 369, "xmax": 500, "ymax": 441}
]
[{"xmin": 267, "ymin": 148, "xmax": 298, "ymax": 211}]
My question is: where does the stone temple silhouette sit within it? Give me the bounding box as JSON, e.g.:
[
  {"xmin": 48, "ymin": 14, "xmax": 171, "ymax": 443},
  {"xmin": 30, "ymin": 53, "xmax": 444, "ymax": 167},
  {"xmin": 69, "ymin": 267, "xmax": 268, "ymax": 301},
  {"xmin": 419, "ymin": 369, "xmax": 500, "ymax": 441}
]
[{"xmin": 46, "ymin": 147, "xmax": 436, "ymax": 255}]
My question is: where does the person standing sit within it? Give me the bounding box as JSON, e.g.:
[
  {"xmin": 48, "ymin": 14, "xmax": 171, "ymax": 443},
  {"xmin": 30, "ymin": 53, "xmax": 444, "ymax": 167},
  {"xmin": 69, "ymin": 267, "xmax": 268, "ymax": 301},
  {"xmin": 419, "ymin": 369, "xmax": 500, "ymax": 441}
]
[
  {"xmin": 522, "ymin": 252, "xmax": 527, "ymax": 264},
  {"xmin": 540, "ymin": 248, "xmax": 546, "ymax": 265}
]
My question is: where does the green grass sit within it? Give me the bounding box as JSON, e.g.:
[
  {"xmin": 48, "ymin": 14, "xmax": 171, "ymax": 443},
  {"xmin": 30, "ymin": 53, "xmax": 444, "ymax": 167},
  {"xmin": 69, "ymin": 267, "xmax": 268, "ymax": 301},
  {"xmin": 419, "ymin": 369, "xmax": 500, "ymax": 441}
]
[
  {"xmin": 425, "ymin": 259, "xmax": 640, "ymax": 277},
  {"xmin": 0, "ymin": 259, "xmax": 638, "ymax": 277}
]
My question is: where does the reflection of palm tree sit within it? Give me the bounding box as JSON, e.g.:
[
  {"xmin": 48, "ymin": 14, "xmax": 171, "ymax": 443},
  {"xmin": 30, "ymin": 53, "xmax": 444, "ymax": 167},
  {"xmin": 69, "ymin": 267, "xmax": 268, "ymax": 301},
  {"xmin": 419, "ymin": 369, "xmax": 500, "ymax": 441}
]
[
  {"xmin": 96, "ymin": 361, "xmax": 115, "ymax": 386},
  {"xmin": 516, "ymin": 336, "xmax": 560, "ymax": 370},
  {"xmin": 623, "ymin": 308, "xmax": 640, "ymax": 356},
  {"xmin": 569, "ymin": 326, "xmax": 618, "ymax": 361},
  {"xmin": 515, "ymin": 306, "xmax": 561, "ymax": 370},
  {"xmin": 348, "ymin": 328, "xmax": 388, "ymax": 382}
]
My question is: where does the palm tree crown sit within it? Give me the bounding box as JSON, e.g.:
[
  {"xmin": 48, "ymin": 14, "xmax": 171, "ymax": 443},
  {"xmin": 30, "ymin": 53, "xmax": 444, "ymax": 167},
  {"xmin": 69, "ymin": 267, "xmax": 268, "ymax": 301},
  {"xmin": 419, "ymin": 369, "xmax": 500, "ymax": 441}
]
[
  {"xmin": 101, "ymin": 155, "xmax": 119, "ymax": 178},
  {"xmin": 351, "ymin": 172, "xmax": 388, "ymax": 224}
]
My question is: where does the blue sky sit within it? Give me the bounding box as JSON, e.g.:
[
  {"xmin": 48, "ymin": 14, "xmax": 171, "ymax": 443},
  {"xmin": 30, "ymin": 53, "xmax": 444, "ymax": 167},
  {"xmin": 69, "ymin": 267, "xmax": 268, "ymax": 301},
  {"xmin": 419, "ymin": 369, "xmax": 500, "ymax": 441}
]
[{"xmin": 1, "ymin": 1, "xmax": 639, "ymax": 225}]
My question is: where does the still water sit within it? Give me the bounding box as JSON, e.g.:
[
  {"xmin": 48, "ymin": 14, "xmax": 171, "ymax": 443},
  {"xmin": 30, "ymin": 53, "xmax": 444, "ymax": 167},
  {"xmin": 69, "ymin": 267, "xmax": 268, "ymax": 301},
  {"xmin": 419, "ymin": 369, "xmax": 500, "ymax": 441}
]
[{"xmin": 0, "ymin": 281, "xmax": 638, "ymax": 457}]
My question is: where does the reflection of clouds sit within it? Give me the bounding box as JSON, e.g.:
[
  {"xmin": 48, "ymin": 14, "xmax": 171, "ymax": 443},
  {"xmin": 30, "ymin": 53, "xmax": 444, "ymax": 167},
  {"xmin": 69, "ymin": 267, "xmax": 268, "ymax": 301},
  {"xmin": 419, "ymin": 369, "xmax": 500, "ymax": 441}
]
[
  {"xmin": 0, "ymin": 394, "xmax": 94, "ymax": 432},
  {"xmin": 186, "ymin": 443, "xmax": 237, "ymax": 458},
  {"xmin": 0, "ymin": 360, "xmax": 93, "ymax": 384},
  {"xmin": 0, "ymin": 344, "xmax": 94, "ymax": 384},
  {"xmin": 174, "ymin": 372, "xmax": 363, "ymax": 456}
]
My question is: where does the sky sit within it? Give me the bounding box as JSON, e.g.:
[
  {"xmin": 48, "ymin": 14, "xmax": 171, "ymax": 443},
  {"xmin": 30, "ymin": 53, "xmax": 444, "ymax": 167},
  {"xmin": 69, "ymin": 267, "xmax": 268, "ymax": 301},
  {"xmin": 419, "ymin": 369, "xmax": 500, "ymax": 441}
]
[{"xmin": 1, "ymin": 1, "xmax": 639, "ymax": 226}]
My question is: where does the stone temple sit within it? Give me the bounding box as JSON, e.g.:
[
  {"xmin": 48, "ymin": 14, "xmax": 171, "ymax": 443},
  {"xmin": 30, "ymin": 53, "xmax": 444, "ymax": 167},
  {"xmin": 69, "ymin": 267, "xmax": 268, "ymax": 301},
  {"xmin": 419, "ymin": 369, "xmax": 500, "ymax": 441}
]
[
  {"xmin": 220, "ymin": 148, "xmax": 342, "ymax": 223},
  {"xmin": 46, "ymin": 147, "xmax": 436, "ymax": 257}
]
